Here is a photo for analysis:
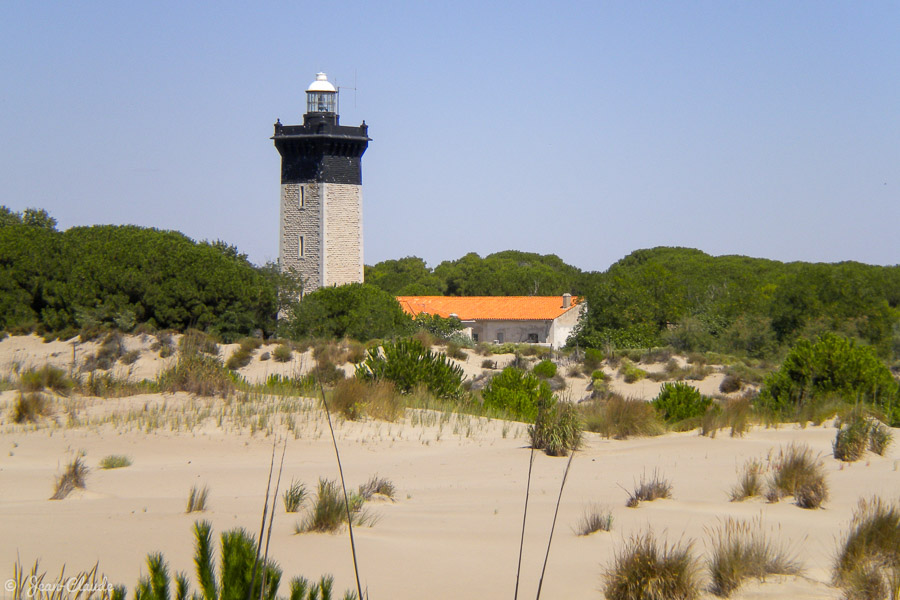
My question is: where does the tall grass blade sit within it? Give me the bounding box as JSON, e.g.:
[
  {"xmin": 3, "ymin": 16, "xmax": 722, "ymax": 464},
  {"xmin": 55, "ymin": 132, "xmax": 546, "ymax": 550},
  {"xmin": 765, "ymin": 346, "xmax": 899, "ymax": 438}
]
[
  {"xmin": 260, "ymin": 438, "xmax": 288, "ymax": 600},
  {"xmin": 535, "ymin": 447, "xmax": 576, "ymax": 600},
  {"xmin": 246, "ymin": 438, "xmax": 278, "ymax": 600},
  {"xmin": 514, "ymin": 445, "xmax": 536, "ymax": 600}
]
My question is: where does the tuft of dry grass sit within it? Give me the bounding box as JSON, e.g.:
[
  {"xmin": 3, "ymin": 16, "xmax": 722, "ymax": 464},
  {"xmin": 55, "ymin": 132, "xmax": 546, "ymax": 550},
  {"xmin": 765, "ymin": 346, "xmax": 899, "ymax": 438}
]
[
  {"xmin": 99, "ymin": 454, "xmax": 132, "ymax": 469},
  {"xmin": 19, "ymin": 364, "xmax": 74, "ymax": 395},
  {"xmin": 766, "ymin": 443, "xmax": 828, "ymax": 509},
  {"xmin": 574, "ymin": 503, "xmax": 613, "ymax": 536},
  {"xmin": 186, "ymin": 483, "xmax": 210, "ymax": 513},
  {"xmin": 296, "ymin": 478, "xmax": 372, "ymax": 533},
  {"xmin": 833, "ymin": 496, "xmax": 900, "ymax": 600},
  {"xmin": 11, "ymin": 391, "xmax": 50, "ymax": 423},
  {"xmin": 357, "ymin": 475, "xmax": 395, "ymax": 501},
  {"xmin": 706, "ymin": 517, "xmax": 802, "ymax": 597},
  {"xmin": 283, "ymin": 479, "xmax": 307, "ymax": 513},
  {"xmin": 50, "ymin": 456, "xmax": 88, "ymax": 500},
  {"xmin": 730, "ymin": 459, "xmax": 764, "ymax": 502},
  {"xmin": 158, "ymin": 352, "xmax": 234, "ymax": 397},
  {"xmin": 604, "ymin": 532, "xmax": 701, "ymax": 600},
  {"xmin": 580, "ymin": 395, "xmax": 665, "ymax": 440},
  {"xmin": 331, "ymin": 378, "xmax": 401, "ymax": 422},
  {"xmin": 626, "ymin": 469, "xmax": 673, "ymax": 508}
]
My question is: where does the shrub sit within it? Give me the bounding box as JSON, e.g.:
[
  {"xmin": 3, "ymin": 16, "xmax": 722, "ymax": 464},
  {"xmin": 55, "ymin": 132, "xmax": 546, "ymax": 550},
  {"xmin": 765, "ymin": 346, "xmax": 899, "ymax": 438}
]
[
  {"xmin": 529, "ymin": 399, "xmax": 583, "ymax": 457},
  {"xmin": 51, "ymin": 456, "xmax": 88, "ymax": 500},
  {"xmin": 119, "ymin": 349, "xmax": 141, "ymax": 365},
  {"xmin": 581, "ymin": 395, "xmax": 665, "ymax": 440},
  {"xmin": 833, "ymin": 496, "xmax": 900, "ymax": 600},
  {"xmin": 186, "ymin": 484, "xmax": 210, "ymax": 513},
  {"xmin": 273, "ymin": 344, "xmax": 293, "ymax": 363},
  {"xmin": 719, "ymin": 374, "xmax": 742, "ymax": 394},
  {"xmin": 583, "ymin": 347, "xmax": 605, "ymax": 371},
  {"xmin": 869, "ymin": 421, "xmax": 893, "ymax": 456},
  {"xmin": 532, "ymin": 359, "xmax": 557, "ymax": 379},
  {"xmin": 730, "ymin": 460, "xmax": 764, "ymax": 501},
  {"xmin": 591, "ymin": 369, "xmax": 607, "ymax": 382},
  {"xmin": 19, "ymin": 365, "xmax": 73, "ymax": 395},
  {"xmin": 158, "ymin": 352, "xmax": 234, "ymax": 397},
  {"xmin": 11, "ymin": 391, "xmax": 50, "ymax": 423},
  {"xmin": 358, "ymin": 475, "xmax": 395, "ymax": 500},
  {"xmin": 99, "ymin": 455, "xmax": 132, "ymax": 469},
  {"xmin": 626, "ymin": 470, "xmax": 672, "ymax": 507},
  {"xmin": 834, "ymin": 414, "xmax": 873, "ymax": 462},
  {"xmin": 652, "ymin": 382, "xmax": 711, "ymax": 423},
  {"xmin": 446, "ymin": 342, "xmax": 467, "ymax": 360},
  {"xmin": 619, "ymin": 359, "xmax": 648, "ymax": 383},
  {"xmin": 604, "ymin": 532, "xmax": 701, "ymax": 600},
  {"xmin": 226, "ymin": 338, "xmax": 260, "ymax": 370},
  {"xmin": 356, "ymin": 338, "xmax": 463, "ymax": 400},
  {"xmin": 707, "ymin": 517, "xmax": 802, "ymax": 597},
  {"xmin": 481, "ymin": 359, "xmax": 497, "ymax": 369},
  {"xmin": 481, "ymin": 367, "xmax": 553, "ymax": 421},
  {"xmin": 298, "ymin": 478, "xmax": 370, "ymax": 533},
  {"xmin": 766, "ymin": 443, "xmax": 828, "ymax": 508},
  {"xmin": 287, "ymin": 282, "xmax": 413, "ymax": 341},
  {"xmin": 331, "ymin": 378, "xmax": 401, "ymax": 422},
  {"xmin": 283, "ymin": 480, "xmax": 306, "ymax": 513},
  {"xmin": 575, "ymin": 504, "xmax": 613, "ymax": 536}
]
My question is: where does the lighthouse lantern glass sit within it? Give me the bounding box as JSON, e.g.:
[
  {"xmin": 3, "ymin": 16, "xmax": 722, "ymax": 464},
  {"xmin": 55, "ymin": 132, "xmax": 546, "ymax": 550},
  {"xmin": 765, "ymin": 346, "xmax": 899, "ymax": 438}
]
[{"xmin": 307, "ymin": 91, "xmax": 336, "ymax": 114}]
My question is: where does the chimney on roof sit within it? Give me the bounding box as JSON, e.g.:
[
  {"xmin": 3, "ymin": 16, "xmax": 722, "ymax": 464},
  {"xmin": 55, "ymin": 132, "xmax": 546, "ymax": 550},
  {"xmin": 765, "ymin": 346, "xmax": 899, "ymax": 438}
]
[{"xmin": 562, "ymin": 293, "xmax": 572, "ymax": 308}]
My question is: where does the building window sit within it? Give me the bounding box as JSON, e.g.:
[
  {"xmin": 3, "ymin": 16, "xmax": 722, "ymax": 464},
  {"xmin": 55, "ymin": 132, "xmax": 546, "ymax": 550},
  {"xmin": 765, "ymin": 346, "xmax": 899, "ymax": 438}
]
[
  {"xmin": 299, "ymin": 187, "xmax": 304, "ymax": 209},
  {"xmin": 298, "ymin": 235, "xmax": 304, "ymax": 258},
  {"xmin": 527, "ymin": 333, "xmax": 539, "ymax": 343},
  {"xmin": 496, "ymin": 332, "xmax": 504, "ymax": 343},
  {"xmin": 472, "ymin": 333, "xmax": 479, "ymax": 342}
]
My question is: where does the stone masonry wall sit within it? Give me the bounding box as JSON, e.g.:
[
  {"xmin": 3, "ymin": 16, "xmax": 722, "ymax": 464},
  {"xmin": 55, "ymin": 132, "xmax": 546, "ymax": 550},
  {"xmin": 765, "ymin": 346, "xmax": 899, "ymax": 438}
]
[
  {"xmin": 280, "ymin": 182, "xmax": 322, "ymax": 293},
  {"xmin": 322, "ymin": 183, "xmax": 363, "ymax": 287}
]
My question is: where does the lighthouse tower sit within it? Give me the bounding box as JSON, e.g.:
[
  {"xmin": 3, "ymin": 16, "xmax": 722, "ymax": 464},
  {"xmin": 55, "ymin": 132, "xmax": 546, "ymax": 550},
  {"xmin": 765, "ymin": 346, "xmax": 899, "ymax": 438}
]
[{"xmin": 273, "ymin": 72, "xmax": 370, "ymax": 294}]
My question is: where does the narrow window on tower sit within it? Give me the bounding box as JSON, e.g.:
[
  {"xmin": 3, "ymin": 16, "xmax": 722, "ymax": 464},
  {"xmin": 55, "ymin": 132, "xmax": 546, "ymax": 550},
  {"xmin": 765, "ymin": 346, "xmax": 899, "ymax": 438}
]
[
  {"xmin": 298, "ymin": 235, "xmax": 304, "ymax": 258},
  {"xmin": 299, "ymin": 187, "xmax": 304, "ymax": 209}
]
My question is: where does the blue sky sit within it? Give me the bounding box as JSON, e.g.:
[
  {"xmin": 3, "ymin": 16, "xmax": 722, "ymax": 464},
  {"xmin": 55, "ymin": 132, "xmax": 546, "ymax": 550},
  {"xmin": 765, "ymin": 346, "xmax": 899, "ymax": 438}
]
[{"xmin": 2, "ymin": 2, "xmax": 898, "ymax": 272}]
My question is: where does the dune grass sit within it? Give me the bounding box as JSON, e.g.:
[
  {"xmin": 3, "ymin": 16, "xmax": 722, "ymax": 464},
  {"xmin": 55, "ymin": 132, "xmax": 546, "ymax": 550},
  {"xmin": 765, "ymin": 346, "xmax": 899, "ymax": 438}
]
[
  {"xmin": 626, "ymin": 469, "xmax": 673, "ymax": 508},
  {"xmin": 833, "ymin": 496, "xmax": 900, "ymax": 600},
  {"xmin": 357, "ymin": 475, "xmax": 395, "ymax": 501},
  {"xmin": 283, "ymin": 479, "xmax": 307, "ymax": 513},
  {"xmin": 50, "ymin": 456, "xmax": 88, "ymax": 500},
  {"xmin": 580, "ymin": 395, "xmax": 665, "ymax": 440},
  {"xmin": 186, "ymin": 484, "xmax": 210, "ymax": 513},
  {"xmin": 766, "ymin": 443, "xmax": 828, "ymax": 509},
  {"xmin": 575, "ymin": 503, "xmax": 613, "ymax": 536},
  {"xmin": 296, "ymin": 478, "xmax": 372, "ymax": 533},
  {"xmin": 330, "ymin": 379, "xmax": 402, "ymax": 422},
  {"xmin": 19, "ymin": 364, "xmax": 74, "ymax": 395},
  {"xmin": 99, "ymin": 454, "xmax": 132, "ymax": 469},
  {"xmin": 729, "ymin": 459, "xmax": 764, "ymax": 502},
  {"xmin": 604, "ymin": 532, "xmax": 701, "ymax": 600},
  {"xmin": 834, "ymin": 411, "xmax": 894, "ymax": 462},
  {"xmin": 11, "ymin": 391, "xmax": 50, "ymax": 423},
  {"xmin": 706, "ymin": 517, "xmax": 802, "ymax": 597}
]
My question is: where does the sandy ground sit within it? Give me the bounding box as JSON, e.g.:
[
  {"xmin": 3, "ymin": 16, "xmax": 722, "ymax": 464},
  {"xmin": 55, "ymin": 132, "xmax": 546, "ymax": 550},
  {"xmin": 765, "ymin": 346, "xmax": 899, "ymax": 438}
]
[{"xmin": 1, "ymin": 336, "xmax": 898, "ymax": 599}]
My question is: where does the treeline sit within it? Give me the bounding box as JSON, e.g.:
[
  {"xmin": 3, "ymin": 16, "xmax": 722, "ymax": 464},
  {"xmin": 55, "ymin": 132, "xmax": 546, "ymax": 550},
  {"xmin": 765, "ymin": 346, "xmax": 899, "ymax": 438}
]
[
  {"xmin": 0, "ymin": 207, "xmax": 286, "ymax": 342},
  {"xmin": 367, "ymin": 247, "xmax": 900, "ymax": 360}
]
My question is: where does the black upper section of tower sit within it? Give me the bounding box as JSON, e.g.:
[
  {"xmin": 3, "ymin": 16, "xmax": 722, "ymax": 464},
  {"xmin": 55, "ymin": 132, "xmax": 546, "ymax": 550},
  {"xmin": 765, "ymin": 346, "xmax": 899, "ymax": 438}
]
[{"xmin": 273, "ymin": 110, "xmax": 370, "ymax": 186}]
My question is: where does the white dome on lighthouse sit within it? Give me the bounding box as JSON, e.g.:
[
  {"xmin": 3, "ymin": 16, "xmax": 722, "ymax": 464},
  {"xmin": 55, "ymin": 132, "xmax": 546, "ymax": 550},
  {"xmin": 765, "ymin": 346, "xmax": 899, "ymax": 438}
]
[{"xmin": 306, "ymin": 72, "xmax": 336, "ymax": 93}]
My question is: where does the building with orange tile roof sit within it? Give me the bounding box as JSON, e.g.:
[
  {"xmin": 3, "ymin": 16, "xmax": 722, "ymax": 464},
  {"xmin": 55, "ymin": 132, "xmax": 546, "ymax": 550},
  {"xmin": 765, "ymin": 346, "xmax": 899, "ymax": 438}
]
[{"xmin": 396, "ymin": 294, "xmax": 583, "ymax": 349}]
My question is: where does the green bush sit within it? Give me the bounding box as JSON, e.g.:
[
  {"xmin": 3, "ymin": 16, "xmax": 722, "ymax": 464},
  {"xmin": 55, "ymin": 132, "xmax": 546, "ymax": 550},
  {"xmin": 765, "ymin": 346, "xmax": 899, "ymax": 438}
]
[
  {"xmin": 272, "ymin": 344, "xmax": 293, "ymax": 363},
  {"xmin": 652, "ymin": 382, "xmax": 711, "ymax": 423},
  {"xmin": 99, "ymin": 455, "xmax": 132, "ymax": 469},
  {"xmin": 758, "ymin": 333, "xmax": 899, "ymax": 425},
  {"xmin": 481, "ymin": 367, "xmax": 553, "ymax": 421},
  {"xmin": 532, "ymin": 359, "xmax": 557, "ymax": 379},
  {"xmin": 287, "ymin": 283, "xmax": 412, "ymax": 341},
  {"xmin": 619, "ymin": 359, "xmax": 648, "ymax": 383},
  {"xmin": 356, "ymin": 338, "xmax": 463, "ymax": 400},
  {"xmin": 529, "ymin": 399, "xmax": 582, "ymax": 456}
]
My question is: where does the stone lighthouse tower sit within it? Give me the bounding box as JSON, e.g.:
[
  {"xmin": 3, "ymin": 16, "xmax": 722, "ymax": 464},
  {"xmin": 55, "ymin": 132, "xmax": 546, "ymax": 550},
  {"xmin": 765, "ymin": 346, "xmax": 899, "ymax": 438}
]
[{"xmin": 273, "ymin": 72, "xmax": 370, "ymax": 294}]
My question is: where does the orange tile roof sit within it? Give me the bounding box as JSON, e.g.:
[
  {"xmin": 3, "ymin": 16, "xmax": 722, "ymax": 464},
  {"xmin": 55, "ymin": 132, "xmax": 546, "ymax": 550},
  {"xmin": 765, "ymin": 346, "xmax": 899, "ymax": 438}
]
[{"xmin": 396, "ymin": 296, "xmax": 581, "ymax": 321}]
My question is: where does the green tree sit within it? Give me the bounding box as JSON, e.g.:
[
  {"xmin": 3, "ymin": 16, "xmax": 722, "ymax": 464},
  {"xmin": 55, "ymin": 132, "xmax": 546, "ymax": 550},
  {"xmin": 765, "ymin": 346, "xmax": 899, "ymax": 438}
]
[{"xmin": 286, "ymin": 283, "xmax": 412, "ymax": 341}]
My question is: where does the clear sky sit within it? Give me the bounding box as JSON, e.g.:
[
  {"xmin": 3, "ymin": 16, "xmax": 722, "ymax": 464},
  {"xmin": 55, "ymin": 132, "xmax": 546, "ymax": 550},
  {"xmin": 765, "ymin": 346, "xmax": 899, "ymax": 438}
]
[{"xmin": 2, "ymin": 2, "xmax": 898, "ymax": 272}]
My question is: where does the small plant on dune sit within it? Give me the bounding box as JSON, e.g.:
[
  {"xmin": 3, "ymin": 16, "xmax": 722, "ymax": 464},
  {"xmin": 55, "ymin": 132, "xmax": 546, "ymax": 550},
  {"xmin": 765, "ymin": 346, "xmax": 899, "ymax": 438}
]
[
  {"xmin": 604, "ymin": 531, "xmax": 701, "ymax": 600},
  {"xmin": 445, "ymin": 341, "xmax": 467, "ymax": 360},
  {"xmin": 11, "ymin": 558, "xmax": 125, "ymax": 600},
  {"xmin": 152, "ymin": 331, "xmax": 175, "ymax": 357},
  {"xmin": 868, "ymin": 421, "xmax": 893, "ymax": 456},
  {"xmin": 766, "ymin": 443, "xmax": 828, "ymax": 509},
  {"xmin": 833, "ymin": 496, "xmax": 900, "ymax": 600},
  {"xmin": 575, "ymin": 503, "xmax": 613, "ymax": 536},
  {"xmin": 358, "ymin": 475, "xmax": 395, "ymax": 501},
  {"xmin": 225, "ymin": 337, "xmax": 261, "ymax": 370},
  {"xmin": 730, "ymin": 459, "xmax": 764, "ymax": 502},
  {"xmin": 583, "ymin": 347, "xmax": 605, "ymax": 371},
  {"xmin": 581, "ymin": 395, "xmax": 666, "ymax": 440},
  {"xmin": 297, "ymin": 478, "xmax": 371, "ymax": 533},
  {"xmin": 51, "ymin": 456, "xmax": 88, "ymax": 500},
  {"xmin": 529, "ymin": 398, "xmax": 583, "ymax": 457},
  {"xmin": 186, "ymin": 484, "xmax": 210, "ymax": 513},
  {"xmin": 273, "ymin": 344, "xmax": 293, "ymax": 363},
  {"xmin": 158, "ymin": 352, "xmax": 234, "ymax": 397},
  {"xmin": 481, "ymin": 366, "xmax": 553, "ymax": 421},
  {"xmin": 179, "ymin": 328, "xmax": 220, "ymax": 356},
  {"xmin": 289, "ymin": 574, "xmax": 357, "ymax": 600},
  {"xmin": 626, "ymin": 469, "xmax": 673, "ymax": 508},
  {"xmin": 99, "ymin": 454, "xmax": 132, "ymax": 469},
  {"xmin": 11, "ymin": 391, "xmax": 50, "ymax": 423},
  {"xmin": 120, "ymin": 349, "xmax": 141, "ymax": 365},
  {"xmin": 19, "ymin": 364, "xmax": 73, "ymax": 395},
  {"xmin": 719, "ymin": 374, "xmax": 742, "ymax": 394},
  {"xmin": 331, "ymin": 378, "xmax": 402, "ymax": 422},
  {"xmin": 532, "ymin": 359, "xmax": 557, "ymax": 379},
  {"xmin": 283, "ymin": 479, "xmax": 307, "ymax": 513},
  {"xmin": 481, "ymin": 359, "xmax": 497, "ymax": 369},
  {"xmin": 619, "ymin": 359, "xmax": 648, "ymax": 384},
  {"xmin": 706, "ymin": 517, "xmax": 802, "ymax": 597},
  {"xmin": 652, "ymin": 382, "xmax": 711, "ymax": 424},
  {"xmin": 834, "ymin": 410, "xmax": 894, "ymax": 461}
]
